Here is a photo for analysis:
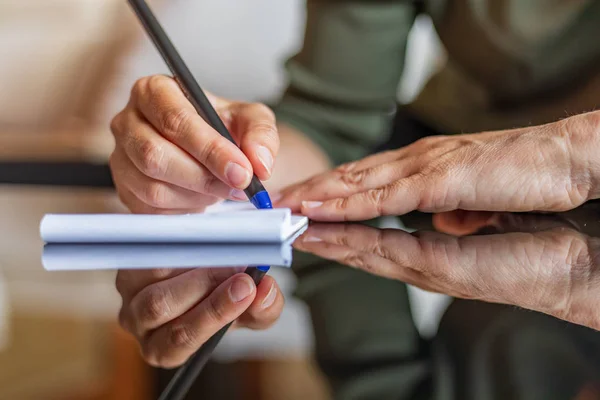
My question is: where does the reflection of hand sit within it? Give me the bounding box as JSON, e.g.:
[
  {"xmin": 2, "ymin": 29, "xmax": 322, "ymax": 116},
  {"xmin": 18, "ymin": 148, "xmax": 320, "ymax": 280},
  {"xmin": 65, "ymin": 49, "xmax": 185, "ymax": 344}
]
[
  {"xmin": 110, "ymin": 75, "xmax": 279, "ymax": 214},
  {"xmin": 294, "ymin": 220, "xmax": 600, "ymax": 330},
  {"xmin": 431, "ymin": 210, "xmax": 577, "ymax": 236},
  {"xmin": 277, "ymin": 112, "xmax": 599, "ymax": 221},
  {"xmin": 116, "ymin": 267, "xmax": 283, "ymax": 368}
]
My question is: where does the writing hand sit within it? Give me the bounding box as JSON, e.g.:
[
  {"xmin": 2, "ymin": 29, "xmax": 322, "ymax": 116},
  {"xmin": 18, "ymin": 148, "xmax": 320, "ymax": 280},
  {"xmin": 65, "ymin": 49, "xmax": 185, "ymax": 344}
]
[{"xmin": 110, "ymin": 75, "xmax": 279, "ymax": 214}]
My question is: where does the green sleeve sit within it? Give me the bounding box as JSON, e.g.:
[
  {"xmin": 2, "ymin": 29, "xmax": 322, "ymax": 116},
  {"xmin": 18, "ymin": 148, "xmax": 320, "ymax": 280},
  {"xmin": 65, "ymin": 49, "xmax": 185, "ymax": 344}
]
[
  {"xmin": 273, "ymin": 0, "xmax": 417, "ymax": 166},
  {"xmin": 292, "ymin": 251, "xmax": 431, "ymax": 400}
]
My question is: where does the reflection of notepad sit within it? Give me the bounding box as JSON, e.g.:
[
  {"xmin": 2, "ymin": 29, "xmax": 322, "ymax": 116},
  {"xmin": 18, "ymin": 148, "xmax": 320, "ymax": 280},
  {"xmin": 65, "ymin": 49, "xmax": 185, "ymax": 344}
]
[
  {"xmin": 42, "ymin": 243, "xmax": 293, "ymax": 270},
  {"xmin": 40, "ymin": 206, "xmax": 308, "ymax": 244}
]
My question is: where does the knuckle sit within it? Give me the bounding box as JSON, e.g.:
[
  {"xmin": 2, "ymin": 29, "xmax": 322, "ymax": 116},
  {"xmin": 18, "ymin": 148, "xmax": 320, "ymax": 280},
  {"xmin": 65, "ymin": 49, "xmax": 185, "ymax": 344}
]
[
  {"xmin": 167, "ymin": 322, "xmax": 198, "ymax": 349},
  {"xmin": 205, "ymin": 295, "xmax": 228, "ymax": 325},
  {"xmin": 146, "ymin": 75, "xmax": 171, "ymax": 96},
  {"xmin": 139, "ymin": 344, "xmax": 159, "ymax": 367},
  {"xmin": 131, "ymin": 77, "xmax": 150, "ymax": 99},
  {"xmin": 136, "ymin": 139, "xmax": 165, "ymax": 178},
  {"xmin": 367, "ymin": 188, "xmax": 385, "ymax": 208},
  {"xmin": 110, "ymin": 113, "xmax": 124, "ymax": 138},
  {"xmin": 134, "ymin": 285, "xmax": 172, "ymax": 324},
  {"xmin": 373, "ymin": 230, "xmax": 393, "ymax": 260},
  {"xmin": 140, "ymin": 342, "xmax": 172, "ymax": 368},
  {"xmin": 415, "ymin": 135, "xmax": 444, "ymax": 148},
  {"xmin": 160, "ymin": 107, "xmax": 193, "ymax": 138},
  {"xmin": 332, "ymin": 197, "xmax": 349, "ymax": 211},
  {"xmin": 199, "ymin": 137, "xmax": 228, "ymax": 166},
  {"xmin": 340, "ymin": 170, "xmax": 367, "ymax": 187},
  {"xmin": 201, "ymin": 174, "xmax": 218, "ymax": 195},
  {"xmin": 108, "ymin": 151, "xmax": 118, "ymax": 170},
  {"xmin": 115, "ymin": 272, "xmax": 129, "ymax": 296},
  {"xmin": 116, "ymin": 189, "xmax": 135, "ymax": 212},
  {"xmin": 336, "ymin": 162, "xmax": 358, "ymax": 174},
  {"xmin": 253, "ymin": 122, "xmax": 278, "ymax": 144},
  {"xmin": 341, "ymin": 252, "xmax": 368, "ymax": 269},
  {"xmin": 117, "ymin": 308, "xmax": 129, "ymax": 331},
  {"xmin": 143, "ymin": 182, "xmax": 170, "ymax": 209},
  {"xmin": 362, "ymin": 189, "xmax": 385, "ymax": 215}
]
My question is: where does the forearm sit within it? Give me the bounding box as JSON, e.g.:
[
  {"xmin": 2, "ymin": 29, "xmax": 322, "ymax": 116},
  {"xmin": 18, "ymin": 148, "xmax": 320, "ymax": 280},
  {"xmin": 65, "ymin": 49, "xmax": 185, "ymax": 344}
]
[{"xmin": 264, "ymin": 123, "xmax": 332, "ymax": 193}]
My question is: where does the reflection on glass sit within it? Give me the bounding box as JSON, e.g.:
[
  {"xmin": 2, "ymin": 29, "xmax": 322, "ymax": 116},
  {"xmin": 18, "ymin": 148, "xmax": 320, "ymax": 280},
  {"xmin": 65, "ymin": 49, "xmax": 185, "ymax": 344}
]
[
  {"xmin": 296, "ymin": 213, "xmax": 600, "ymax": 332},
  {"xmin": 42, "ymin": 243, "xmax": 293, "ymax": 271}
]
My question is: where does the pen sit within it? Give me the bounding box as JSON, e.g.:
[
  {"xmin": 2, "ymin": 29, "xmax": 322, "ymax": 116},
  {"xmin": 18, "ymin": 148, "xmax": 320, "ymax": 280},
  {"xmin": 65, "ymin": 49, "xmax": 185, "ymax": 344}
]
[{"xmin": 127, "ymin": 1, "xmax": 272, "ymax": 399}]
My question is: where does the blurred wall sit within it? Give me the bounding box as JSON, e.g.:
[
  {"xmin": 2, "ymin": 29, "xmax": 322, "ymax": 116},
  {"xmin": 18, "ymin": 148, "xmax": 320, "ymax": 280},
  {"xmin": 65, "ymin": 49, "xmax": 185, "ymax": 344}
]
[
  {"xmin": 0, "ymin": 0, "xmax": 140, "ymax": 131},
  {"xmin": 99, "ymin": 0, "xmax": 307, "ymax": 125}
]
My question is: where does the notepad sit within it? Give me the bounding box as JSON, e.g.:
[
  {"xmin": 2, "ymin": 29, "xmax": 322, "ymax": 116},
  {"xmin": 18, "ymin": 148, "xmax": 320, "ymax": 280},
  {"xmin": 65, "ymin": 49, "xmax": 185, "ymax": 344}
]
[{"xmin": 40, "ymin": 206, "xmax": 308, "ymax": 244}]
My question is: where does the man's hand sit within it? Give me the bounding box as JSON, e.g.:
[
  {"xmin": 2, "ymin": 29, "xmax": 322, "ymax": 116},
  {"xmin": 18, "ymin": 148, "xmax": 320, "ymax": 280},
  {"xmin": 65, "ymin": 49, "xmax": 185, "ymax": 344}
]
[
  {"xmin": 110, "ymin": 75, "xmax": 279, "ymax": 214},
  {"xmin": 294, "ymin": 219, "xmax": 600, "ymax": 331},
  {"xmin": 116, "ymin": 267, "xmax": 284, "ymax": 368},
  {"xmin": 277, "ymin": 112, "xmax": 600, "ymax": 220}
]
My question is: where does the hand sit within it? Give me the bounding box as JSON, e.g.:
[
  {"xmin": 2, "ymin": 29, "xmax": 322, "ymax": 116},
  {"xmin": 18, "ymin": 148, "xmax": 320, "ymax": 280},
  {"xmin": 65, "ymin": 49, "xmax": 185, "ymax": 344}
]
[
  {"xmin": 116, "ymin": 267, "xmax": 284, "ymax": 368},
  {"xmin": 110, "ymin": 75, "xmax": 279, "ymax": 214},
  {"xmin": 277, "ymin": 113, "xmax": 599, "ymax": 221},
  {"xmin": 294, "ymin": 218, "xmax": 600, "ymax": 330}
]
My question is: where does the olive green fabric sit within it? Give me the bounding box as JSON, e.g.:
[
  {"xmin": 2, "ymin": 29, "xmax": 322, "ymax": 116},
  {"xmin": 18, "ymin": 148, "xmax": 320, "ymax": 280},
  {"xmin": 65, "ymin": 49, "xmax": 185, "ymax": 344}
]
[{"xmin": 274, "ymin": 0, "xmax": 600, "ymax": 166}]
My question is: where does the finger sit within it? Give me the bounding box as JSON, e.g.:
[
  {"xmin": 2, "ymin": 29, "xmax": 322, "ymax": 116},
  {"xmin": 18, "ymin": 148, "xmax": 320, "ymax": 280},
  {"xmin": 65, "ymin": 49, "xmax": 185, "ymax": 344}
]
[
  {"xmin": 231, "ymin": 103, "xmax": 279, "ymax": 181},
  {"xmin": 297, "ymin": 224, "xmax": 415, "ymax": 270},
  {"xmin": 112, "ymin": 150, "xmax": 237, "ymax": 210},
  {"xmin": 294, "ymin": 234, "xmax": 413, "ymax": 281},
  {"xmin": 236, "ymin": 275, "xmax": 284, "ymax": 330},
  {"xmin": 132, "ymin": 75, "xmax": 253, "ymax": 189},
  {"xmin": 300, "ymin": 174, "xmax": 427, "ymax": 221},
  {"xmin": 279, "ymin": 161, "xmax": 418, "ymax": 211},
  {"xmin": 111, "ymin": 112, "xmax": 245, "ymax": 200},
  {"xmin": 298, "ymin": 223, "xmax": 379, "ymax": 250},
  {"xmin": 142, "ymin": 273, "xmax": 257, "ymax": 368},
  {"xmin": 126, "ymin": 267, "xmax": 244, "ymax": 337}
]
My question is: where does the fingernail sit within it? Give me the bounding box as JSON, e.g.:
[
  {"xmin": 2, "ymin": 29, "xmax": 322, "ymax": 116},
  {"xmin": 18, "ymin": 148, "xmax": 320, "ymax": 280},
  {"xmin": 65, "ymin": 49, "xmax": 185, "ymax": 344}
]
[
  {"xmin": 256, "ymin": 146, "xmax": 273, "ymax": 175},
  {"xmin": 229, "ymin": 276, "xmax": 254, "ymax": 303},
  {"xmin": 225, "ymin": 162, "xmax": 251, "ymax": 188},
  {"xmin": 303, "ymin": 236, "xmax": 322, "ymax": 243},
  {"xmin": 303, "ymin": 201, "xmax": 323, "ymax": 209},
  {"xmin": 261, "ymin": 283, "xmax": 277, "ymax": 309},
  {"xmin": 230, "ymin": 188, "xmax": 247, "ymax": 201}
]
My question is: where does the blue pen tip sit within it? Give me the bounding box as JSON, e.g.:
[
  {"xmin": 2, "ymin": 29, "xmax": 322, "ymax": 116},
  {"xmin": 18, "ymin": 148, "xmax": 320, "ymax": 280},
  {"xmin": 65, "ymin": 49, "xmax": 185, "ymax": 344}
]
[
  {"xmin": 251, "ymin": 191, "xmax": 272, "ymax": 274},
  {"xmin": 250, "ymin": 190, "xmax": 272, "ymax": 210}
]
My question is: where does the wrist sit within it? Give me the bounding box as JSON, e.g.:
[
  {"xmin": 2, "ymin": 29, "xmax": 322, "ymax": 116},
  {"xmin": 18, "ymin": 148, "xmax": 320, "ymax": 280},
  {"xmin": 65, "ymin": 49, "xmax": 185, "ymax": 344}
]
[
  {"xmin": 564, "ymin": 111, "xmax": 600, "ymax": 201},
  {"xmin": 265, "ymin": 123, "xmax": 331, "ymax": 193}
]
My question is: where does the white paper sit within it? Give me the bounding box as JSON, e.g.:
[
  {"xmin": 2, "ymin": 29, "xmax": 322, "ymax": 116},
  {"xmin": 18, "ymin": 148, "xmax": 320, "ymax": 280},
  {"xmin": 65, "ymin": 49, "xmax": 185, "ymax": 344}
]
[
  {"xmin": 42, "ymin": 243, "xmax": 292, "ymax": 270},
  {"xmin": 40, "ymin": 206, "xmax": 308, "ymax": 244}
]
